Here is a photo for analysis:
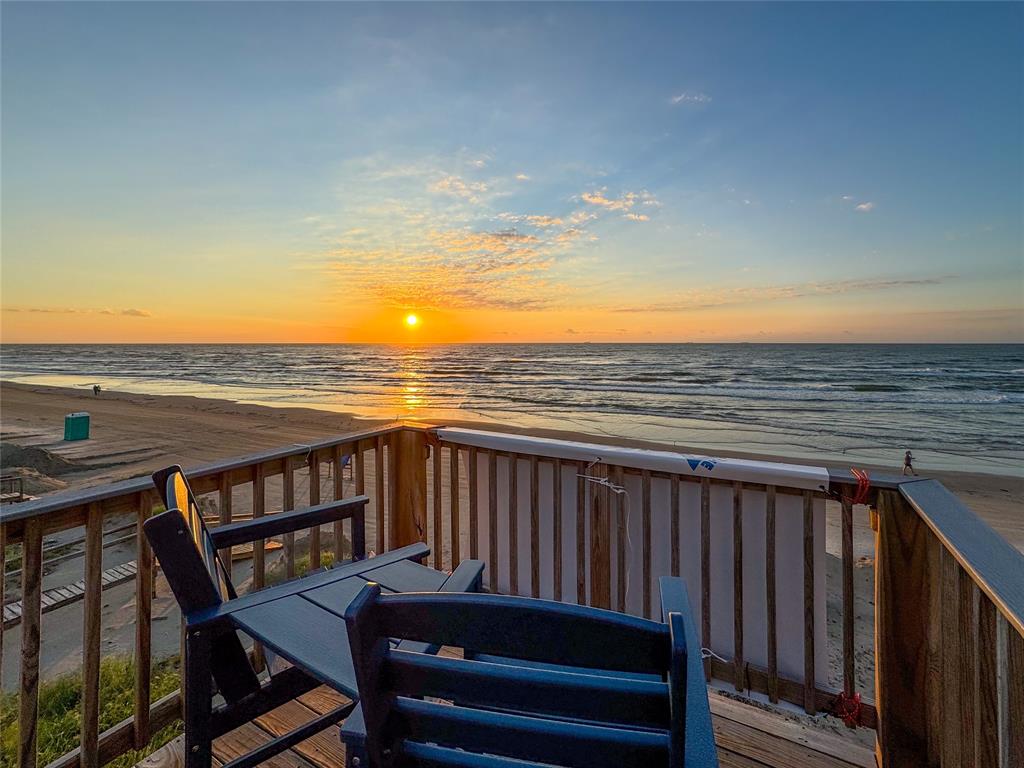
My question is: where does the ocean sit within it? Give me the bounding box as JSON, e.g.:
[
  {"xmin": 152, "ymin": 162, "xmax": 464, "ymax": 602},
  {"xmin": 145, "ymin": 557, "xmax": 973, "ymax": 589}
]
[{"xmin": 2, "ymin": 343, "xmax": 1022, "ymax": 476}]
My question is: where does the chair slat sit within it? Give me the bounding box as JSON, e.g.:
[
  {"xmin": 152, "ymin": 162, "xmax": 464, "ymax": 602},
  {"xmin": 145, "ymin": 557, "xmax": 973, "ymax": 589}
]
[
  {"xmin": 386, "ymin": 649, "xmax": 671, "ymax": 726},
  {"xmin": 374, "ymin": 592, "xmax": 669, "ymax": 672},
  {"xmin": 393, "ymin": 697, "xmax": 669, "ymax": 768},
  {"xmin": 401, "ymin": 740, "xmax": 555, "ymax": 768}
]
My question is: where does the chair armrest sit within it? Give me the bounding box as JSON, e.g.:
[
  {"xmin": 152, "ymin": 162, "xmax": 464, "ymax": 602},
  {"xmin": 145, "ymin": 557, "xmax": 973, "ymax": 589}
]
[
  {"xmin": 440, "ymin": 559, "xmax": 486, "ymax": 594},
  {"xmin": 209, "ymin": 496, "xmax": 368, "ymax": 551},
  {"xmin": 659, "ymin": 576, "xmax": 692, "ymax": 624},
  {"xmin": 339, "ymin": 703, "xmax": 368, "ymax": 768}
]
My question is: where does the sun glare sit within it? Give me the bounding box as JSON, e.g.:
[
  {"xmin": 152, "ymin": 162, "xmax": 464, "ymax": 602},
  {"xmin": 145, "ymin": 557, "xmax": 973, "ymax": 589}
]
[{"xmin": 405, "ymin": 313, "xmax": 419, "ymax": 327}]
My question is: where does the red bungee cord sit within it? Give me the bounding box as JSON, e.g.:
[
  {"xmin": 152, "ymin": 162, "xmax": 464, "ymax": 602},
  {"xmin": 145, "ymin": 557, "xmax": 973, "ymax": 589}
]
[
  {"xmin": 848, "ymin": 468, "xmax": 871, "ymax": 505},
  {"xmin": 831, "ymin": 691, "xmax": 862, "ymax": 728}
]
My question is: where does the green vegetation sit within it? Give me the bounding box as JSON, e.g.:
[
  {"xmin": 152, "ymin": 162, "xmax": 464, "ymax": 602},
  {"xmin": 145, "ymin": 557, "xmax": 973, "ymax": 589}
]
[
  {"xmin": 1, "ymin": 656, "xmax": 182, "ymax": 768},
  {"xmin": 266, "ymin": 549, "xmax": 336, "ymax": 585}
]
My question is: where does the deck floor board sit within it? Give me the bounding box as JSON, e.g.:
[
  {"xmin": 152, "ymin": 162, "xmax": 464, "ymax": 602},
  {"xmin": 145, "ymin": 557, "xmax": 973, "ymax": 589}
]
[{"xmin": 135, "ymin": 690, "xmax": 873, "ymax": 768}]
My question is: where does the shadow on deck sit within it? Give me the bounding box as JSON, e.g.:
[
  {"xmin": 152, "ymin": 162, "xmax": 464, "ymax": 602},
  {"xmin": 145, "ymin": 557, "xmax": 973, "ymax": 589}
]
[{"xmin": 136, "ymin": 680, "xmax": 875, "ymax": 768}]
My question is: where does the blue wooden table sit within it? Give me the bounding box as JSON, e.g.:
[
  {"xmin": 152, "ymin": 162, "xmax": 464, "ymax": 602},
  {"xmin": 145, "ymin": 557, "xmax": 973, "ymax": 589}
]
[{"xmin": 227, "ymin": 557, "xmax": 484, "ymax": 698}]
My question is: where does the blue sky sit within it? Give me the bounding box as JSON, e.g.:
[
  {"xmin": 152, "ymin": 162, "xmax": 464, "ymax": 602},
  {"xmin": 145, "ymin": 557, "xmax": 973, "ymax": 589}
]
[{"xmin": 2, "ymin": 2, "xmax": 1022, "ymax": 342}]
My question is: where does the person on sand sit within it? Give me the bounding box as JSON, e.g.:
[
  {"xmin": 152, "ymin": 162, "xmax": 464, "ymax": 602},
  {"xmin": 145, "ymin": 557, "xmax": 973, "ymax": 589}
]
[
  {"xmin": 92, "ymin": 384, "xmax": 101, "ymax": 396},
  {"xmin": 902, "ymin": 450, "xmax": 917, "ymax": 476}
]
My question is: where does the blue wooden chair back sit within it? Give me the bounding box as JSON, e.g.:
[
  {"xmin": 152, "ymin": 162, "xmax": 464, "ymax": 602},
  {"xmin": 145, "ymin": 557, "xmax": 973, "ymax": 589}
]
[
  {"xmin": 343, "ymin": 585, "xmax": 691, "ymax": 768},
  {"xmin": 146, "ymin": 465, "xmax": 260, "ymax": 702}
]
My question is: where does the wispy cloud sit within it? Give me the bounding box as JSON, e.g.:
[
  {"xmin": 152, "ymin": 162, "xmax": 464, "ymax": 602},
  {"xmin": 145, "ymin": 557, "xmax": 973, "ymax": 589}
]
[
  {"xmin": 612, "ymin": 275, "xmax": 954, "ymax": 313},
  {"xmin": 579, "ymin": 188, "xmax": 659, "ymax": 213},
  {"xmin": 855, "ymin": 202, "xmax": 875, "ymax": 212},
  {"xmin": 669, "ymin": 91, "xmax": 711, "ymax": 106},
  {"xmin": 496, "ymin": 213, "xmax": 564, "ymax": 228},
  {"xmin": 3, "ymin": 306, "xmax": 152, "ymax": 317},
  {"xmin": 623, "ymin": 213, "xmax": 650, "ymax": 222},
  {"xmin": 515, "ymin": 173, "xmax": 530, "ymax": 181},
  {"xmin": 431, "ymin": 174, "xmax": 489, "ymax": 202}
]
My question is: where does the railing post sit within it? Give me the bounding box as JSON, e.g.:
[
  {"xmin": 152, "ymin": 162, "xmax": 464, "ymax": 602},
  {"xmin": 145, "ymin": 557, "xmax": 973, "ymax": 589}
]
[
  {"xmin": 874, "ymin": 488, "xmax": 934, "ymax": 767},
  {"xmin": 391, "ymin": 428, "xmax": 427, "ymax": 549}
]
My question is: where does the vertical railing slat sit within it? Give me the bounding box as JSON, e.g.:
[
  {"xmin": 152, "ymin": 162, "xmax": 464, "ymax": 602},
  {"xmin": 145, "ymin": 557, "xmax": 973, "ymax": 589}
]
[
  {"xmin": 468, "ymin": 446, "xmax": 479, "ymax": 560},
  {"xmin": 283, "ymin": 461, "xmax": 296, "ymax": 578},
  {"xmin": 488, "ymin": 451, "xmax": 498, "ymax": 593},
  {"xmin": 81, "ymin": 502, "xmax": 103, "ymax": 768},
  {"xmin": 700, "ymin": 478, "xmax": 711, "ymax": 681},
  {"xmin": 333, "ymin": 446, "xmax": 346, "ymax": 562},
  {"xmin": 670, "ymin": 475, "xmax": 680, "ymax": 578},
  {"xmin": 433, "ymin": 443, "xmax": 443, "ymax": 570},
  {"xmin": 976, "ymin": 592, "xmax": 998, "ymax": 768},
  {"xmin": 450, "ymin": 446, "xmax": 461, "ymax": 567},
  {"xmin": 354, "ymin": 445, "xmax": 367, "ymax": 552},
  {"xmin": 766, "ymin": 485, "xmax": 778, "ymax": 703},
  {"xmin": 940, "ymin": 547, "xmax": 962, "ymax": 766},
  {"xmin": 19, "ymin": 517, "xmax": 43, "ymax": 768},
  {"xmin": 375, "ymin": 435, "xmax": 386, "ymax": 553},
  {"xmin": 615, "ymin": 468, "xmax": 626, "ymax": 613},
  {"xmin": 1008, "ymin": 624, "xmax": 1024, "ymax": 765},
  {"xmin": 530, "ymin": 455, "xmax": 540, "ymax": 598},
  {"xmin": 576, "ymin": 461, "xmax": 586, "ymax": 605},
  {"xmin": 217, "ymin": 473, "xmax": 232, "ymax": 566},
  {"xmin": 841, "ymin": 496, "xmax": 855, "ymax": 697},
  {"xmin": 252, "ymin": 463, "xmax": 267, "ymax": 672},
  {"xmin": 508, "ymin": 453, "xmax": 519, "ymax": 595},
  {"xmin": 802, "ymin": 489, "xmax": 815, "ymax": 714},
  {"xmin": 642, "ymin": 469, "xmax": 652, "ymax": 618},
  {"xmin": 958, "ymin": 566, "xmax": 977, "ymax": 758},
  {"xmin": 733, "ymin": 481, "xmax": 744, "ymax": 690},
  {"xmin": 309, "ymin": 452, "xmax": 321, "ymax": 568},
  {"xmin": 0, "ymin": 522, "xmax": 6, "ymax": 698},
  {"xmin": 134, "ymin": 492, "xmax": 154, "ymax": 748},
  {"xmin": 553, "ymin": 458, "xmax": 563, "ymax": 602},
  {"xmin": 589, "ymin": 464, "xmax": 611, "ymax": 610}
]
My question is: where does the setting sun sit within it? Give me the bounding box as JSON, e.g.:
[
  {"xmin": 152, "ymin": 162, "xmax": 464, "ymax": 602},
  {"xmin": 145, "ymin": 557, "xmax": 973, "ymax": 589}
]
[{"xmin": 405, "ymin": 313, "xmax": 419, "ymax": 327}]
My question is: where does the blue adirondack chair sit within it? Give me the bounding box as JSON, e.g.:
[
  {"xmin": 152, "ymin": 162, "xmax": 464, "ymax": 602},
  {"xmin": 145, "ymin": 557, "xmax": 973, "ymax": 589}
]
[
  {"xmin": 146, "ymin": 464, "xmax": 484, "ymax": 768},
  {"xmin": 341, "ymin": 577, "xmax": 719, "ymax": 768}
]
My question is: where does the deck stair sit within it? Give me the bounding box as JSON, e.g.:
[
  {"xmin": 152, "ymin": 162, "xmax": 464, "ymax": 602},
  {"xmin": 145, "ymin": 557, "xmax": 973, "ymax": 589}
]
[{"xmin": 2, "ymin": 560, "xmax": 137, "ymax": 629}]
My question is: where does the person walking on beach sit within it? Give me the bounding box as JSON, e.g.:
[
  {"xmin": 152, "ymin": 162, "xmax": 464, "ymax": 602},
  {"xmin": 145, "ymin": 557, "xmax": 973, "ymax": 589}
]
[{"xmin": 902, "ymin": 450, "xmax": 917, "ymax": 476}]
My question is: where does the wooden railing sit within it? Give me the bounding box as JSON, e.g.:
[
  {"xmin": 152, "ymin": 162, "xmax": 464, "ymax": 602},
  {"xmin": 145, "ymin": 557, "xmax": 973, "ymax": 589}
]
[
  {"xmin": 425, "ymin": 429, "xmax": 871, "ymax": 722},
  {"xmin": 0, "ymin": 424, "xmax": 408, "ymax": 768},
  {"xmin": 1, "ymin": 423, "xmax": 1021, "ymax": 768},
  {"xmin": 873, "ymin": 479, "xmax": 1024, "ymax": 766}
]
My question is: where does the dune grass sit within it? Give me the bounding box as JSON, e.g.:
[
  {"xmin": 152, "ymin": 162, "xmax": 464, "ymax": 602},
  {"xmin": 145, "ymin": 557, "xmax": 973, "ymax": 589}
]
[{"xmin": 0, "ymin": 655, "xmax": 181, "ymax": 768}]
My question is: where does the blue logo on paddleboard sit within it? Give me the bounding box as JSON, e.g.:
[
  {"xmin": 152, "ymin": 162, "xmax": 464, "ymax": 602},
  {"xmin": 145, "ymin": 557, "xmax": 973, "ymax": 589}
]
[{"xmin": 686, "ymin": 458, "xmax": 717, "ymax": 472}]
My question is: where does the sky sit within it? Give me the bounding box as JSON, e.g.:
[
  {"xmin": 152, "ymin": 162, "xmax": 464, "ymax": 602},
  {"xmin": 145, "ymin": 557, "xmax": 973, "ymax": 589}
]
[{"xmin": 1, "ymin": 1, "xmax": 1022, "ymax": 343}]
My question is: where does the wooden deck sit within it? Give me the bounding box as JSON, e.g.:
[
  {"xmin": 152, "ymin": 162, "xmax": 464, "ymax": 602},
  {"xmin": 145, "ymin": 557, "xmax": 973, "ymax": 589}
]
[{"xmin": 136, "ymin": 685, "xmax": 876, "ymax": 768}]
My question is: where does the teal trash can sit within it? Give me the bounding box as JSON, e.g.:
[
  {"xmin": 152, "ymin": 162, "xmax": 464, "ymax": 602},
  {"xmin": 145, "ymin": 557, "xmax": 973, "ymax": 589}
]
[{"xmin": 64, "ymin": 412, "xmax": 90, "ymax": 441}]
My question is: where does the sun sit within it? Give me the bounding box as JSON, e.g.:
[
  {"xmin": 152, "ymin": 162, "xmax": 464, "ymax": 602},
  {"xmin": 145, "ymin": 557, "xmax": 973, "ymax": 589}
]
[{"xmin": 404, "ymin": 313, "xmax": 419, "ymax": 328}]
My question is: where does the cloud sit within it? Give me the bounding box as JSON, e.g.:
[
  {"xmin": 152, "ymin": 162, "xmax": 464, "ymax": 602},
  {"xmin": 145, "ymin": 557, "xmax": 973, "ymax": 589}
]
[
  {"xmin": 669, "ymin": 91, "xmax": 712, "ymax": 105},
  {"xmin": 581, "ymin": 188, "xmax": 636, "ymax": 211},
  {"xmin": 841, "ymin": 195, "xmax": 854, "ymax": 201},
  {"xmin": 497, "ymin": 213, "xmax": 564, "ymax": 228},
  {"xmin": 431, "ymin": 175, "xmax": 489, "ymax": 201},
  {"xmin": 515, "ymin": 173, "xmax": 530, "ymax": 181},
  {"xmin": 612, "ymin": 275, "xmax": 955, "ymax": 313},
  {"xmin": 565, "ymin": 328, "xmax": 578, "ymax": 335},
  {"xmin": 3, "ymin": 306, "xmax": 151, "ymax": 317},
  {"xmin": 623, "ymin": 213, "xmax": 650, "ymax": 222},
  {"xmin": 855, "ymin": 202, "xmax": 875, "ymax": 212}
]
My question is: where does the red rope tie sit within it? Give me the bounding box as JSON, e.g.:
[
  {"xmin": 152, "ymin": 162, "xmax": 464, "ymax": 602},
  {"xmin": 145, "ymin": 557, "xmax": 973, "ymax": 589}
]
[
  {"xmin": 831, "ymin": 691, "xmax": 862, "ymax": 728},
  {"xmin": 847, "ymin": 468, "xmax": 870, "ymax": 506}
]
